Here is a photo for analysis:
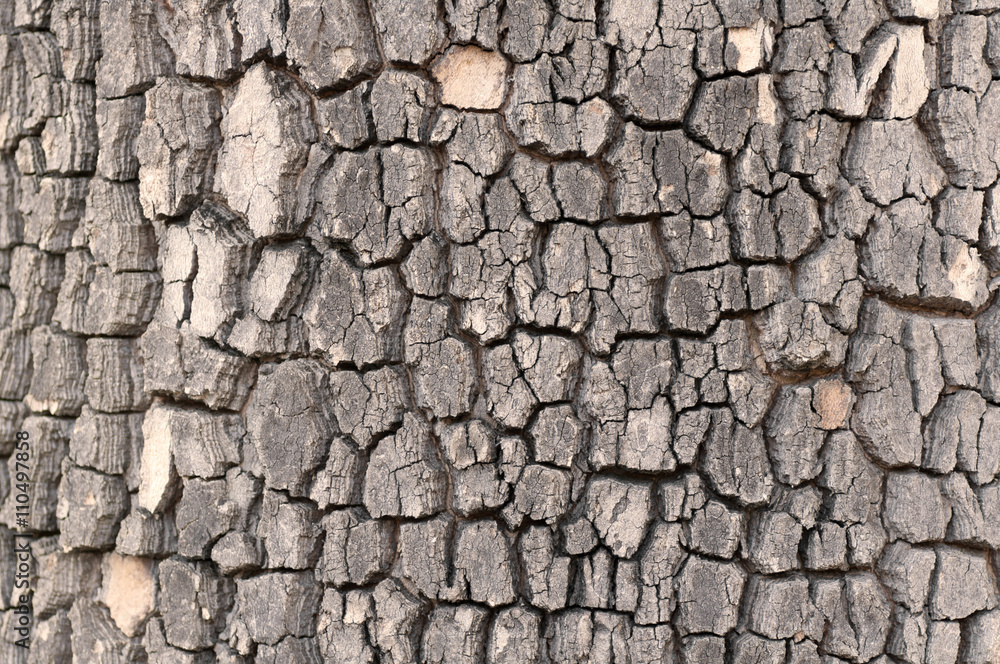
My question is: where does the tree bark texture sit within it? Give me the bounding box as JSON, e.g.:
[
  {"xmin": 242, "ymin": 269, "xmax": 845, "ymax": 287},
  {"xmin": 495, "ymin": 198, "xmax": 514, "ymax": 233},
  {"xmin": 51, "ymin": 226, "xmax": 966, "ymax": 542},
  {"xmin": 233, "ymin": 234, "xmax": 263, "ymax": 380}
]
[{"xmin": 0, "ymin": 0, "xmax": 999, "ymax": 662}]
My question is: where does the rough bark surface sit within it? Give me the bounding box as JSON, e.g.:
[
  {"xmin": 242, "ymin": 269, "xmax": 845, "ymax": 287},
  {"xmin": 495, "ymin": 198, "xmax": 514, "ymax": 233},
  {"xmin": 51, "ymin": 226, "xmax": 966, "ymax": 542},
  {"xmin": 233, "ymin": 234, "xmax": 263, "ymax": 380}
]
[{"xmin": 1, "ymin": 0, "xmax": 1000, "ymax": 663}]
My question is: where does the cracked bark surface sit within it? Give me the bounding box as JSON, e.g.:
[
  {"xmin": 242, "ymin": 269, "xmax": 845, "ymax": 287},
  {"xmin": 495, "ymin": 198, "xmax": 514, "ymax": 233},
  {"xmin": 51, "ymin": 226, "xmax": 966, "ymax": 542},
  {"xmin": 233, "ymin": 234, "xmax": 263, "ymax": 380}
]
[{"xmin": 1, "ymin": 0, "xmax": 1000, "ymax": 662}]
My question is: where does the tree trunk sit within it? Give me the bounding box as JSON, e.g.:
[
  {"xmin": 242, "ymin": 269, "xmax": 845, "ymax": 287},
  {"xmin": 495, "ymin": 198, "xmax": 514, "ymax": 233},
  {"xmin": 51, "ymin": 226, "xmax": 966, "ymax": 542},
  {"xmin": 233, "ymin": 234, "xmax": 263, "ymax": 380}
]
[{"xmin": 0, "ymin": 0, "xmax": 998, "ymax": 662}]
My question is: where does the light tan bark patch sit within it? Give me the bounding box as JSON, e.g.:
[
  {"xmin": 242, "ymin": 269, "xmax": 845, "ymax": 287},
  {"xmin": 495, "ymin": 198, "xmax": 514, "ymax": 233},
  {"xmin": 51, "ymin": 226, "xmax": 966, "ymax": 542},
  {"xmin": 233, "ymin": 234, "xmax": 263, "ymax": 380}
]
[
  {"xmin": 432, "ymin": 46, "xmax": 509, "ymax": 110},
  {"xmin": 102, "ymin": 553, "xmax": 156, "ymax": 637},
  {"xmin": 813, "ymin": 379, "xmax": 854, "ymax": 430}
]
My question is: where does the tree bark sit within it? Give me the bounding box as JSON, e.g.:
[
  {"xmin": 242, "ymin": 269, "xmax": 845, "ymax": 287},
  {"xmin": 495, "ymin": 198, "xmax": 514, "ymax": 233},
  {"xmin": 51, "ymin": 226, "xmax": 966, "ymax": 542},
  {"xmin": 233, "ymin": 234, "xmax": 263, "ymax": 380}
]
[{"xmin": 0, "ymin": 0, "xmax": 999, "ymax": 662}]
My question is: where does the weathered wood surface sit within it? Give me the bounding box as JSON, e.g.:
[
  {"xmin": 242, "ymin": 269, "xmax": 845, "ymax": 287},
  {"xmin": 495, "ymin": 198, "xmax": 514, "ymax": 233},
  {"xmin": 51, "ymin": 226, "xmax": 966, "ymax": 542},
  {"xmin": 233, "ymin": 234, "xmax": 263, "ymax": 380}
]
[{"xmin": 0, "ymin": 0, "xmax": 999, "ymax": 662}]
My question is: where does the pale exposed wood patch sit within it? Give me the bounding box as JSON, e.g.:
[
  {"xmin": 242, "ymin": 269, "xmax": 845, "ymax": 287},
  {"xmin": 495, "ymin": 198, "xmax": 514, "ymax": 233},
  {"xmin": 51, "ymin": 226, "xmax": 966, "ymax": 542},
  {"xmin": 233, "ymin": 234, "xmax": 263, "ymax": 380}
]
[
  {"xmin": 432, "ymin": 46, "xmax": 509, "ymax": 110},
  {"xmin": 102, "ymin": 553, "xmax": 156, "ymax": 637},
  {"xmin": 813, "ymin": 379, "xmax": 854, "ymax": 430}
]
